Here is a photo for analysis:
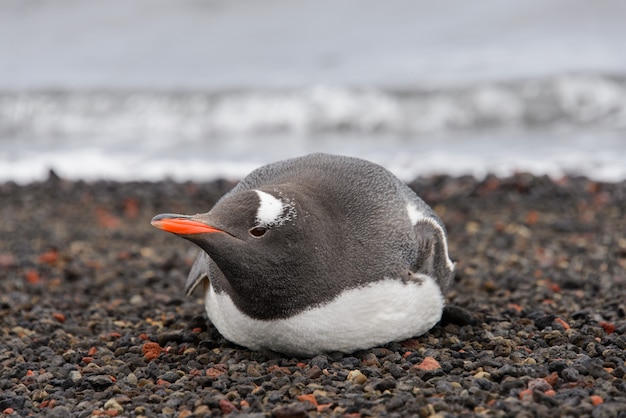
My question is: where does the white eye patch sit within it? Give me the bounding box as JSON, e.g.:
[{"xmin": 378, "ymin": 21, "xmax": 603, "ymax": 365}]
[{"xmin": 255, "ymin": 190, "xmax": 296, "ymax": 227}]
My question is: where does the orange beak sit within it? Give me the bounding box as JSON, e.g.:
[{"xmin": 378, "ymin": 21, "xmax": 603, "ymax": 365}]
[{"xmin": 151, "ymin": 214, "xmax": 222, "ymax": 235}]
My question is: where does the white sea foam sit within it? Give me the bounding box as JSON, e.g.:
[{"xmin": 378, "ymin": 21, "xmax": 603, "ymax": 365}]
[{"xmin": 2, "ymin": 128, "xmax": 625, "ymax": 184}]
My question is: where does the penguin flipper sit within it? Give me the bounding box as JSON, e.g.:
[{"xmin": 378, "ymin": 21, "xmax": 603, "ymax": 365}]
[
  {"xmin": 185, "ymin": 251, "xmax": 211, "ymax": 296},
  {"xmin": 413, "ymin": 218, "xmax": 455, "ymax": 292}
]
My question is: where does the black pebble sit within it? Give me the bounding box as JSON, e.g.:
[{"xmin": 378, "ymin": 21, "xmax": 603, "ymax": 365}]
[
  {"xmin": 0, "ymin": 396, "xmax": 26, "ymax": 411},
  {"xmin": 310, "ymin": 354, "xmax": 330, "ymax": 370}
]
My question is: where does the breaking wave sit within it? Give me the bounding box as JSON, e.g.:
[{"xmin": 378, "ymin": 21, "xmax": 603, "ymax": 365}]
[{"xmin": 1, "ymin": 74, "xmax": 625, "ymax": 144}]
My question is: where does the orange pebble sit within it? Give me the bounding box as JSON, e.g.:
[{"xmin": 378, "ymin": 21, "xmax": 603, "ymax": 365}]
[
  {"xmin": 297, "ymin": 394, "xmax": 318, "ymax": 406},
  {"xmin": 38, "ymin": 249, "xmax": 59, "ymax": 265},
  {"xmin": 206, "ymin": 367, "xmax": 226, "ymax": 379},
  {"xmin": 554, "ymin": 317, "xmax": 570, "ymax": 330},
  {"xmin": 142, "ymin": 342, "xmax": 163, "ymax": 361},
  {"xmin": 52, "ymin": 312, "xmax": 66, "ymax": 323},
  {"xmin": 599, "ymin": 322, "xmax": 615, "ymax": 334},
  {"xmin": 518, "ymin": 389, "xmax": 533, "ymax": 401},
  {"xmin": 543, "ymin": 372, "xmax": 558, "ymax": 387},
  {"xmin": 416, "ymin": 356, "xmax": 441, "ymax": 371},
  {"xmin": 590, "ymin": 395, "xmax": 603, "ymax": 406},
  {"xmin": 25, "ymin": 269, "xmax": 41, "ymax": 284}
]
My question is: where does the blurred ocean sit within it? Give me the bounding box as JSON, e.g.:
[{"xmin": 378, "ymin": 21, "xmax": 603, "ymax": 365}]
[{"xmin": 1, "ymin": 0, "xmax": 625, "ymax": 183}]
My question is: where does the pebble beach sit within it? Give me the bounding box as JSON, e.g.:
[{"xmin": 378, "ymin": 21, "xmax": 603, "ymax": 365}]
[{"xmin": 1, "ymin": 172, "xmax": 625, "ymax": 417}]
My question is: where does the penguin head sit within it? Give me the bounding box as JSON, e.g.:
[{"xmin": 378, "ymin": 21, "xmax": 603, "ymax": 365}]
[
  {"xmin": 152, "ymin": 188, "xmax": 299, "ymax": 253},
  {"xmin": 150, "ymin": 187, "xmax": 323, "ymax": 311}
]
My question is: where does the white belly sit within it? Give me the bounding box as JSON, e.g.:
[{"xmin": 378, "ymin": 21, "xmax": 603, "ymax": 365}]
[{"xmin": 204, "ymin": 274, "xmax": 444, "ymax": 357}]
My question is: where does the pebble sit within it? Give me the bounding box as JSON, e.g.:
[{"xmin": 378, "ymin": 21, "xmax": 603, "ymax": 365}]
[
  {"xmin": 346, "ymin": 370, "xmax": 367, "ymax": 384},
  {"xmin": 69, "ymin": 371, "xmax": 82, "ymax": 383},
  {"xmin": 83, "ymin": 375, "xmax": 114, "ymax": 390},
  {"xmin": 103, "ymin": 399, "xmax": 123, "ymax": 413},
  {"xmin": 415, "ymin": 356, "xmax": 441, "ymax": 371},
  {"xmin": 1, "ymin": 174, "xmax": 625, "ymax": 416},
  {"xmin": 310, "ymin": 355, "xmax": 330, "ymax": 370},
  {"xmin": 306, "ymin": 365, "xmax": 323, "ymax": 379},
  {"xmin": 527, "ymin": 378, "xmax": 552, "ymax": 392},
  {"xmin": 124, "ymin": 373, "xmax": 138, "ymax": 386},
  {"xmin": 130, "ymin": 295, "xmax": 144, "ymax": 305}
]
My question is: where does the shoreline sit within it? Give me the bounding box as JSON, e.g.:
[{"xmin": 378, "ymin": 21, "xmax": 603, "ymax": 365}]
[{"xmin": 1, "ymin": 173, "xmax": 625, "ymax": 416}]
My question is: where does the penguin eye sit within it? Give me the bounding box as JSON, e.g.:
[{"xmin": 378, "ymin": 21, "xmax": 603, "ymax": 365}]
[{"xmin": 249, "ymin": 226, "xmax": 268, "ymax": 238}]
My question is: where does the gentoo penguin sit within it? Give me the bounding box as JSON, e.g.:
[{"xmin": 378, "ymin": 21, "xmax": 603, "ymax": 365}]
[{"xmin": 151, "ymin": 153, "xmax": 454, "ymax": 356}]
